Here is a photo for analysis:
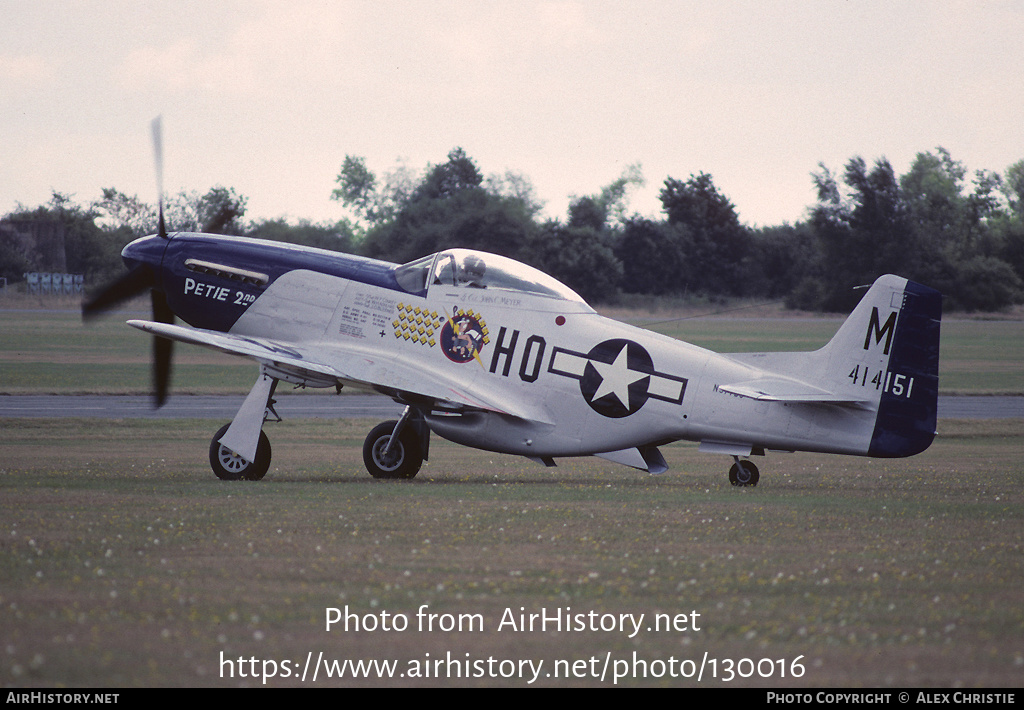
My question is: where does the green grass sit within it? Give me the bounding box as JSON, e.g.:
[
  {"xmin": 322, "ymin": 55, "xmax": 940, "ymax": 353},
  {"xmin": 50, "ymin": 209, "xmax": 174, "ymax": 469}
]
[
  {"xmin": 0, "ymin": 310, "xmax": 256, "ymax": 393},
  {"xmin": 1, "ymin": 417, "xmax": 1022, "ymax": 687},
  {"xmin": 2, "ymin": 310, "xmax": 1023, "ymax": 394}
]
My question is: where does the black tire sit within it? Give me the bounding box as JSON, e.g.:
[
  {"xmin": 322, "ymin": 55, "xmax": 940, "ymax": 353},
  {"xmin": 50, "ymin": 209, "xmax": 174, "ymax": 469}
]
[
  {"xmin": 363, "ymin": 420, "xmax": 423, "ymax": 479},
  {"xmin": 729, "ymin": 460, "xmax": 760, "ymax": 487},
  {"xmin": 209, "ymin": 423, "xmax": 271, "ymax": 481}
]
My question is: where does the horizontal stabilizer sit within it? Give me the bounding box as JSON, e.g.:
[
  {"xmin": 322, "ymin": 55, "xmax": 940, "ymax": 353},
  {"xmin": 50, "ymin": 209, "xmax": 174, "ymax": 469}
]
[{"xmin": 717, "ymin": 377, "xmax": 870, "ymax": 404}]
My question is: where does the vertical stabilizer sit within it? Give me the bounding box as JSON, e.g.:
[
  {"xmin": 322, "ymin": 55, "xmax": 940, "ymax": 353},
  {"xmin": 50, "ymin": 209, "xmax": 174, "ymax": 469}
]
[{"xmin": 819, "ymin": 274, "xmax": 941, "ymax": 456}]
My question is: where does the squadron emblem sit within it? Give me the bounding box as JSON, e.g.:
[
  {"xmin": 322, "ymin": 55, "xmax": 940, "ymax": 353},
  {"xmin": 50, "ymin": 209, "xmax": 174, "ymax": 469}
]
[{"xmin": 440, "ymin": 307, "xmax": 489, "ymax": 364}]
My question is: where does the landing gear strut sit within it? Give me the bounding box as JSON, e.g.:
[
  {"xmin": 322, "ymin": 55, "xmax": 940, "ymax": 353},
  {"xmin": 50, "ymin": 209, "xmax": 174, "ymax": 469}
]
[
  {"xmin": 209, "ymin": 371, "xmax": 278, "ymax": 481},
  {"xmin": 729, "ymin": 456, "xmax": 760, "ymax": 487}
]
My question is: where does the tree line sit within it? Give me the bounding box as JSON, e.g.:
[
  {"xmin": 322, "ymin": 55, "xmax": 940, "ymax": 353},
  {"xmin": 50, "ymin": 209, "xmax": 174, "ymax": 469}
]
[{"xmin": 3, "ymin": 146, "xmax": 1023, "ymax": 311}]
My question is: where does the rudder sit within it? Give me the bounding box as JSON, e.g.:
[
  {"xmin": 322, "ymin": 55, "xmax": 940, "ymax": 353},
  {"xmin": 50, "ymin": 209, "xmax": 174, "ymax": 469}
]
[{"xmin": 867, "ymin": 279, "xmax": 942, "ymax": 457}]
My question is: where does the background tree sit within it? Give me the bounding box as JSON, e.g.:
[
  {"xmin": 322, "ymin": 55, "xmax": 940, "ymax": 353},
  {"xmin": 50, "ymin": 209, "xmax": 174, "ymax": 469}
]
[
  {"xmin": 198, "ymin": 186, "xmax": 247, "ymax": 234},
  {"xmin": 247, "ymin": 218, "xmax": 354, "ymax": 253},
  {"xmin": 522, "ymin": 221, "xmax": 622, "ymax": 304},
  {"xmin": 1003, "ymin": 160, "xmax": 1024, "ymax": 217},
  {"xmin": 525, "ymin": 166, "xmax": 642, "ymax": 302},
  {"xmin": 0, "ymin": 221, "xmax": 35, "ymax": 282},
  {"xmin": 331, "ymin": 155, "xmax": 378, "ymax": 222},
  {"xmin": 567, "ymin": 196, "xmax": 607, "ymax": 231},
  {"xmin": 411, "ymin": 147, "xmax": 483, "ymax": 202},
  {"xmin": 953, "ymin": 256, "xmax": 1023, "ymax": 312},
  {"xmin": 3, "ymin": 191, "xmax": 126, "ymax": 288},
  {"xmin": 155, "ymin": 186, "xmax": 248, "ymax": 235},
  {"xmin": 805, "ymin": 150, "xmax": 1022, "ymax": 311},
  {"xmin": 4, "ymin": 142, "xmax": 1023, "ymax": 312},
  {"xmin": 93, "ymin": 188, "xmax": 157, "ymax": 236},
  {"xmin": 614, "ymin": 217, "xmax": 688, "ymax": 296},
  {"xmin": 658, "ymin": 172, "xmax": 751, "ymax": 296},
  {"xmin": 995, "ymin": 160, "xmax": 1024, "ymax": 287},
  {"xmin": 571, "ymin": 163, "xmax": 645, "ymax": 228},
  {"xmin": 899, "ymin": 149, "xmax": 973, "ymax": 296},
  {"xmin": 746, "ymin": 222, "xmax": 819, "ymax": 301},
  {"xmin": 485, "ymin": 170, "xmax": 545, "ymax": 218},
  {"xmin": 807, "ymin": 157, "xmax": 914, "ymax": 310},
  {"xmin": 897, "ymin": 149, "xmax": 1021, "ymax": 309},
  {"xmin": 358, "ymin": 148, "xmax": 539, "ymax": 264}
]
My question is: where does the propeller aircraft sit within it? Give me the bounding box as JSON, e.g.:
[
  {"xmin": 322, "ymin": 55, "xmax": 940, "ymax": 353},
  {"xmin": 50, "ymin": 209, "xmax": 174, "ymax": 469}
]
[{"xmin": 83, "ymin": 121, "xmax": 941, "ymax": 485}]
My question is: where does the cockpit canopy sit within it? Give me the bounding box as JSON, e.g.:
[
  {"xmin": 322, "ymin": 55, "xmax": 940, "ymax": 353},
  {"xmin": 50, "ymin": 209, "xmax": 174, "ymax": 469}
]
[{"xmin": 395, "ymin": 249, "xmax": 590, "ymax": 306}]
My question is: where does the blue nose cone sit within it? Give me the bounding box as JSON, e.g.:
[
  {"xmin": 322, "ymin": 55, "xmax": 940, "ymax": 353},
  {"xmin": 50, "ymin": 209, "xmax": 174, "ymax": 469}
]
[{"xmin": 121, "ymin": 234, "xmax": 168, "ymax": 272}]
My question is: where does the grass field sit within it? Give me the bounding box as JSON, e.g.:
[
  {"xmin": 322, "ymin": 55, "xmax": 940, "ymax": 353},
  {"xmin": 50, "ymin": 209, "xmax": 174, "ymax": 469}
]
[{"xmin": 2, "ymin": 417, "xmax": 1022, "ymax": 687}]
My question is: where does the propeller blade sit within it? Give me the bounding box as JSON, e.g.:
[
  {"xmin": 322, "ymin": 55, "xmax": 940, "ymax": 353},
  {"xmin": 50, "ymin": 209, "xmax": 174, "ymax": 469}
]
[
  {"xmin": 151, "ymin": 116, "xmax": 167, "ymax": 240},
  {"xmin": 82, "ymin": 265, "xmax": 156, "ymax": 320},
  {"xmin": 84, "ymin": 118, "xmax": 177, "ymax": 407},
  {"xmin": 151, "ymin": 289, "xmax": 175, "ymax": 407}
]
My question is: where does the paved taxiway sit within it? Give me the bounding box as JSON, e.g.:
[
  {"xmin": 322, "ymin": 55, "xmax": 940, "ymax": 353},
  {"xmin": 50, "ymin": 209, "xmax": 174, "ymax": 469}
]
[
  {"xmin": 0, "ymin": 394, "xmax": 403, "ymax": 419},
  {"xmin": 0, "ymin": 395, "xmax": 1021, "ymax": 419}
]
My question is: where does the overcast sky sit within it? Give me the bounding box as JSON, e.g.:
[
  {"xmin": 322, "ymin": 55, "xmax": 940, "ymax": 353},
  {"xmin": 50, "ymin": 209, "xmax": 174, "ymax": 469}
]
[{"xmin": 2, "ymin": 1, "xmax": 1022, "ymax": 230}]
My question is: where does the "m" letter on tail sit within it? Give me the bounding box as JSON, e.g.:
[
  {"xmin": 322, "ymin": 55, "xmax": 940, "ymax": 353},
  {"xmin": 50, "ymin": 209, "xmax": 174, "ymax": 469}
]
[{"xmin": 864, "ymin": 307, "xmax": 897, "ymax": 354}]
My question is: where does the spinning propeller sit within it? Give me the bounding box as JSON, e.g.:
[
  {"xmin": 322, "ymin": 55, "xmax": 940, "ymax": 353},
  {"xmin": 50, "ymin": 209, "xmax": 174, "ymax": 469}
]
[{"xmin": 82, "ymin": 117, "xmax": 174, "ymax": 406}]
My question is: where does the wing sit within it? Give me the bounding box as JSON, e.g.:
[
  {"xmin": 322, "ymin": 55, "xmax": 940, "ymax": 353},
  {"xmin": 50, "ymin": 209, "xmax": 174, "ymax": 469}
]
[{"xmin": 127, "ymin": 319, "xmax": 554, "ymax": 424}]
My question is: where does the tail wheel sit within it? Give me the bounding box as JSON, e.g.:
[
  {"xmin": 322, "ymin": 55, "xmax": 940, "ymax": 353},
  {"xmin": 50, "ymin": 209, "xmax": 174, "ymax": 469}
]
[
  {"xmin": 209, "ymin": 423, "xmax": 272, "ymax": 481},
  {"xmin": 729, "ymin": 460, "xmax": 760, "ymax": 487},
  {"xmin": 363, "ymin": 420, "xmax": 423, "ymax": 479}
]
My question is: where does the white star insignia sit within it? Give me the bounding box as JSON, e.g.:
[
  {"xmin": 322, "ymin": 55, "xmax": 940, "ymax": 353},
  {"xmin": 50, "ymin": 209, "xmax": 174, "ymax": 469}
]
[{"xmin": 590, "ymin": 344, "xmax": 648, "ymax": 408}]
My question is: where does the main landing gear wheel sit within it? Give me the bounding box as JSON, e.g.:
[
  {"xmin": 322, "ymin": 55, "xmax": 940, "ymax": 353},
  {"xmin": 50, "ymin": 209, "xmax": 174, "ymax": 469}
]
[
  {"xmin": 209, "ymin": 423, "xmax": 272, "ymax": 481},
  {"xmin": 363, "ymin": 420, "xmax": 423, "ymax": 479},
  {"xmin": 729, "ymin": 459, "xmax": 760, "ymax": 487}
]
